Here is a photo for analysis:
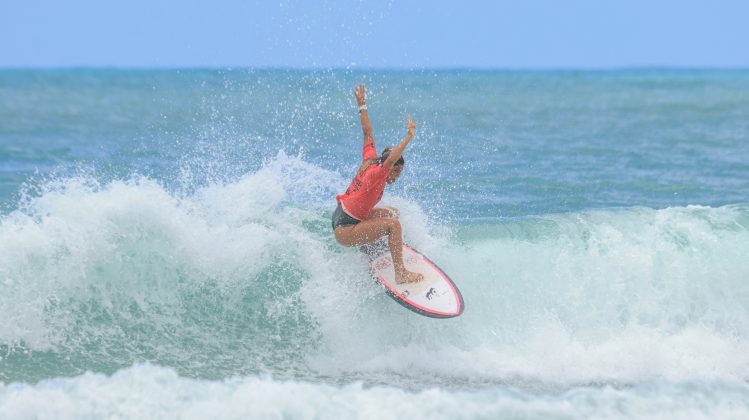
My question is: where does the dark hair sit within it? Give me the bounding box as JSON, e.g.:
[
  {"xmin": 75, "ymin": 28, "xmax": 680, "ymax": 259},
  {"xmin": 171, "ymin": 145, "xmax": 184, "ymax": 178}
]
[
  {"xmin": 379, "ymin": 146, "xmax": 405, "ymax": 166},
  {"xmin": 359, "ymin": 146, "xmax": 404, "ymax": 174}
]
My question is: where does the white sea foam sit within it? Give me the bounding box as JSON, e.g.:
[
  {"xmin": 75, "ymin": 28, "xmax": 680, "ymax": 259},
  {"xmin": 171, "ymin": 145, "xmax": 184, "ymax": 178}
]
[
  {"xmin": 1, "ymin": 153, "xmax": 749, "ymax": 387},
  {"xmin": 1, "ymin": 364, "xmax": 748, "ymax": 420},
  {"xmin": 308, "ymin": 204, "xmax": 749, "ymax": 385}
]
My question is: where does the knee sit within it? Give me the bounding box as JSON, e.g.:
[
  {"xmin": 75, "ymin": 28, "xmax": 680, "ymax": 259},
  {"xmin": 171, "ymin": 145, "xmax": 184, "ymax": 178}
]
[
  {"xmin": 333, "ymin": 228, "xmax": 347, "ymax": 246},
  {"xmin": 385, "ymin": 218, "xmax": 402, "ymax": 234},
  {"xmin": 386, "ymin": 206, "xmax": 400, "ymax": 219}
]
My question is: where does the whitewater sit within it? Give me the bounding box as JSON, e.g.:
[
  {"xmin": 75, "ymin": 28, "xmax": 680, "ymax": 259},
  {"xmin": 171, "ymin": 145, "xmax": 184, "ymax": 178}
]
[{"xmin": 1, "ymin": 69, "xmax": 749, "ymax": 418}]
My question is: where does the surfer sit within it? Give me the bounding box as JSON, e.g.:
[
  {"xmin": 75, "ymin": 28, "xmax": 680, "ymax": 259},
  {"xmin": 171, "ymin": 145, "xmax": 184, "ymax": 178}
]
[{"xmin": 332, "ymin": 84, "xmax": 424, "ymax": 284}]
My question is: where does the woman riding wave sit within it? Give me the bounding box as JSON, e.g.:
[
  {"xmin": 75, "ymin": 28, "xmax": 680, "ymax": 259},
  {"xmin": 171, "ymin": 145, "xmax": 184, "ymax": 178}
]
[{"xmin": 332, "ymin": 84, "xmax": 424, "ymax": 284}]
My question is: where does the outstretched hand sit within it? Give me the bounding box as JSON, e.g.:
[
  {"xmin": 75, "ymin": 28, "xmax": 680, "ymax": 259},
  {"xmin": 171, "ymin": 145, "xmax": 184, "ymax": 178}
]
[
  {"xmin": 406, "ymin": 115, "xmax": 416, "ymax": 136},
  {"xmin": 355, "ymin": 84, "xmax": 366, "ymax": 107}
]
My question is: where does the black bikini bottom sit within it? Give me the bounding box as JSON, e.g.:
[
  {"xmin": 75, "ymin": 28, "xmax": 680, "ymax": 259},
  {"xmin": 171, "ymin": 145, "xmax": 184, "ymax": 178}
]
[{"xmin": 332, "ymin": 204, "xmax": 360, "ymax": 229}]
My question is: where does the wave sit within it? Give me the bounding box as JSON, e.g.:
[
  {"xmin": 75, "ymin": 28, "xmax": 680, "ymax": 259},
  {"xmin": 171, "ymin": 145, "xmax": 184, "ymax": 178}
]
[
  {"xmin": 2, "ymin": 364, "xmax": 749, "ymax": 420},
  {"xmin": 1, "ymin": 153, "xmax": 749, "ymax": 386}
]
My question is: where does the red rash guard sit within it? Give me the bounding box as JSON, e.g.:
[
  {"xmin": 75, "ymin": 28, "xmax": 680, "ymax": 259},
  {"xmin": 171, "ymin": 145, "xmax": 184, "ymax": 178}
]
[{"xmin": 336, "ymin": 138, "xmax": 391, "ymax": 221}]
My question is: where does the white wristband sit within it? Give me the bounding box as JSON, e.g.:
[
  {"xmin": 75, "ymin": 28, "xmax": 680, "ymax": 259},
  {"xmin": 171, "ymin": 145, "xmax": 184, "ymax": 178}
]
[{"xmin": 358, "ymin": 104, "xmax": 367, "ymax": 112}]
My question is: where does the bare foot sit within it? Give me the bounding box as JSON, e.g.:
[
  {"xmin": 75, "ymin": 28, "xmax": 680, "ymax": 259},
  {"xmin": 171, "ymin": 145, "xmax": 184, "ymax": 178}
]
[{"xmin": 395, "ymin": 269, "xmax": 424, "ymax": 284}]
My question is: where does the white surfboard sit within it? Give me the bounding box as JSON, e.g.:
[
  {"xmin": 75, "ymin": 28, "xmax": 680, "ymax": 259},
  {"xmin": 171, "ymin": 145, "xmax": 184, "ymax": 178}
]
[{"xmin": 363, "ymin": 243, "xmax": 464, "ymax": 318}]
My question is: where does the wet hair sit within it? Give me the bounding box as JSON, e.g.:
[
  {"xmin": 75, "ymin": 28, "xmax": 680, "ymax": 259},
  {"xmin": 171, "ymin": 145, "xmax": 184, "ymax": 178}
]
[
  {"xmin": 379, "ymin": 146, "xmax": 405, "ymax": 167},
  {"xmin": 360, "ymin": 146, "xmax": 404, "ymax": 174}
]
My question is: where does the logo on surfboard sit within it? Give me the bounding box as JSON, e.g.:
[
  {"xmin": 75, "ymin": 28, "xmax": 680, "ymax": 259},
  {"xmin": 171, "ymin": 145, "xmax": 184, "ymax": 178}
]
[{"xmin": 374, "ymin": 258, "xmax": 392, "ymax": 271}]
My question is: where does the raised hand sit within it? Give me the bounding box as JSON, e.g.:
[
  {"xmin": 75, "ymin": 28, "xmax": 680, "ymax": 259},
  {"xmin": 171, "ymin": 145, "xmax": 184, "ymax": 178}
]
[
  {"xmin": 355, "ymin": 84, "xmax": 366, "ymax": 107},
  {"xmin": 406, "ymin": 115, "xmax": 416, "ymax": 136}
]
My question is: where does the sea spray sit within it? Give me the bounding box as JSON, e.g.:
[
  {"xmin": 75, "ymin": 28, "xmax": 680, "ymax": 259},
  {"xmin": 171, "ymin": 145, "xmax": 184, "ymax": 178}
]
[{"xmin": 2, "ymin": 154, "xmax": 749, "ymax": 387}]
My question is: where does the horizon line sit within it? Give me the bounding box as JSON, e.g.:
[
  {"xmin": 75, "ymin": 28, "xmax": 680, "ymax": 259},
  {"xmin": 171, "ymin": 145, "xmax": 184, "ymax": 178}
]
[{"xmin": 1, "ymin": 65, "xmax": 748, "ymax": 72}]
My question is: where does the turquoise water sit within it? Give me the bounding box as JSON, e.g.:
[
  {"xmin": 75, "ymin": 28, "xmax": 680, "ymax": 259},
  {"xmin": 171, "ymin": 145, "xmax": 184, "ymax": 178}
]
[{"xmin": 1, "ymin": 69, "xmax": 749, "ymax": 418}]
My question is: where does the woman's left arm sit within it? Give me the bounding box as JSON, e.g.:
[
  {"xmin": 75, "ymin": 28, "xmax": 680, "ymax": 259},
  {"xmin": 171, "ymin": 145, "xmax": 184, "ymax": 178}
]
[
  {"xmin": 384, "ymin": 116, "xmax": 416, "ymax": 168},
  {"xmin": 355, "ymin": 84, "xmax": 374, "ymax": 146}
]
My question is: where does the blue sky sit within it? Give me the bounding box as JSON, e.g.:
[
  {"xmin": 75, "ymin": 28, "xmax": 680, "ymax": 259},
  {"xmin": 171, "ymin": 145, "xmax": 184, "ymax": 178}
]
[{"xmin": 1, "ymin": 0, "xmax": 748, "ymax": 68}]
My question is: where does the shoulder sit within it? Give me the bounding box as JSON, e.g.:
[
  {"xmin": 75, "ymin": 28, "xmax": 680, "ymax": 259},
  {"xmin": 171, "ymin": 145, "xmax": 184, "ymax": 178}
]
[{"xmin": 362, "ymin": 139, "xmax": 377, "ymax": 160}]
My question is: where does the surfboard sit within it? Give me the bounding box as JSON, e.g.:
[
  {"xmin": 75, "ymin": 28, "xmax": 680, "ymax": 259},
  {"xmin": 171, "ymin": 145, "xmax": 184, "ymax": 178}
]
[{"xmin": 362, "ymin": 241, "xmax": 464, "ymax": 318}]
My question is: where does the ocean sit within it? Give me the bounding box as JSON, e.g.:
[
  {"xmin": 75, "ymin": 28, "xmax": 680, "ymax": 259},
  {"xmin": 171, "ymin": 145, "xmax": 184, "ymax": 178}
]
[{"xmin": 1, "ymin": 69, "xmax": 749, "ymax": 419}]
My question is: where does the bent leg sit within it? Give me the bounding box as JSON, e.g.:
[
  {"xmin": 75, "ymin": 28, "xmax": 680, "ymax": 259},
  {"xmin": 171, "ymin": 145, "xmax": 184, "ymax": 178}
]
[
  {"xmin": 366, "ymin": 206, "xmax": 399, "ymax": 220},
  {"xmin": 334, "ymin": 217, "xmax": 398, "ymax": 247},
  {"xmin": 334, "ymin": 218, "xmax": 423, "ymax": 284}
]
